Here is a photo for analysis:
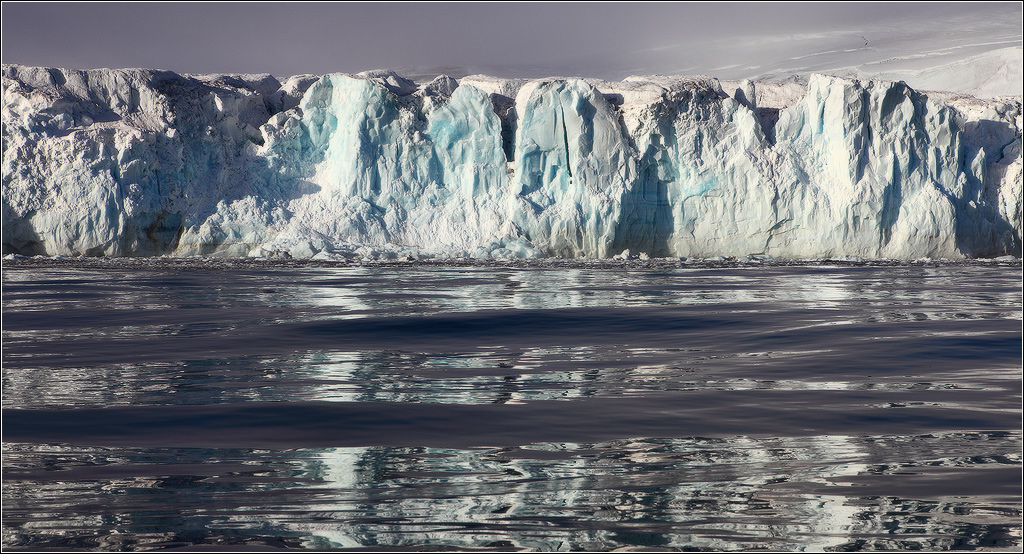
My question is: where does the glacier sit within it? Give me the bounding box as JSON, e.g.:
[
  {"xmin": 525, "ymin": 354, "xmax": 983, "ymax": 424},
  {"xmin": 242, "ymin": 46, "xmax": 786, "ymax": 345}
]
[{"xmin": 2, "ymin": 64, "xmax": 1021, "ymax": 260}]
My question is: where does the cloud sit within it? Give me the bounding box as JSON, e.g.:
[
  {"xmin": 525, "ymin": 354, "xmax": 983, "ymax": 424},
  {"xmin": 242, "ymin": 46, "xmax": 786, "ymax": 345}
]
[{"xmin": 1, "ymin": 2, "xmax": 1019, "ymax": 82}]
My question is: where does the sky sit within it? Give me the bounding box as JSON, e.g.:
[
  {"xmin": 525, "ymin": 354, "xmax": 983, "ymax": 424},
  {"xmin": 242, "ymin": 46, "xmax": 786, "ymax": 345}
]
[{"xmin": 2, "ymin": 2, "xmax": 1021, "ymax": 83}]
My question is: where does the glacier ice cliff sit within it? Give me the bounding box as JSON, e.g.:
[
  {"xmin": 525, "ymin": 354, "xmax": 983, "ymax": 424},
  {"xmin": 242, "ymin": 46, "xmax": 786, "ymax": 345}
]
[{"xmin": 2, "ymin": 64, "xmax": 1021, "ymax": 259}]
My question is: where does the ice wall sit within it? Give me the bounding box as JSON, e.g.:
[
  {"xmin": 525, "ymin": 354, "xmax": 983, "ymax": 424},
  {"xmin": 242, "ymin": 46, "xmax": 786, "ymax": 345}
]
[{"xmin": 3, "ymin": 64, "xmax": 1021, "ymax": 259}]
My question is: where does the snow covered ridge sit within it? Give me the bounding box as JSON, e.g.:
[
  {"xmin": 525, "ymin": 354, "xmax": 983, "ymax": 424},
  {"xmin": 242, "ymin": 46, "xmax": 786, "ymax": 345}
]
[{"xmin": 2, "ymin": 65, "xmax": 1021, "ymax": 260}]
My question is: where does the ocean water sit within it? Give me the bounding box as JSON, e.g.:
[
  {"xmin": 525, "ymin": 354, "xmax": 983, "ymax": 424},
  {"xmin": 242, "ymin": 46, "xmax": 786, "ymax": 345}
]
[{"xmin": 2, "ymin": 258, "xmax": 1021, "ymax": 551}]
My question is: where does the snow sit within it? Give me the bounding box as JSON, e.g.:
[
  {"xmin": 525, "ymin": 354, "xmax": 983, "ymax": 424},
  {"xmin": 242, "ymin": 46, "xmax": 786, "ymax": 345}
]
[
  {"xmin": 2, "ymin": 64, "xmax": 1021, "ymax": 260},
  {"xmin": 850, "ymin": 46, "xmax": 1023, "ymax": 100},
  {"xmin": 676, "ymin": 12, "xmax": 1022, "ymax": 102}
]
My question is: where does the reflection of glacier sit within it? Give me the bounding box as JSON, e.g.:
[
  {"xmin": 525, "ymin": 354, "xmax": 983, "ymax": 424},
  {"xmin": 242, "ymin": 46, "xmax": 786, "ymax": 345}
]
[
  {"xmin": 288, "ymin": 437, "xmax": 868, "ymax": 550},
  {"xmin": 233, "ymin": 434, "xmax": 1020, "ymax": 550},
  {"xmin": 4, "ymin": 434, "xmax": 1020, "ymax": 550},
  {"xmin": 4, "ymin": 265, "xmax": 1021, "ymax": 410},
  {"xmin": 3, "ymin": 65, "xmax": 1021, "ymax": 259},
  {"xmin": 3, "ymin": 264, "xmax": 1022, "ymax": 549}
]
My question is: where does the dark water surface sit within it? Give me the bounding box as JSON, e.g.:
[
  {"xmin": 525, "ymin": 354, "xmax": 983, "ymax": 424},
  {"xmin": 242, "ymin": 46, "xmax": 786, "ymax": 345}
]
[{"xmin": 3, "ymin": 261, "xmax": 1021, "ymax": 551}]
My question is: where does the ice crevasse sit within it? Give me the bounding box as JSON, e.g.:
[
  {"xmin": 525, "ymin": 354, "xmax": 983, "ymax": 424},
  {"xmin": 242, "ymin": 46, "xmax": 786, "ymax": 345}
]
[{"xmin": 2, "ymin": 64, "xmax": 1021, "ymax": 259}]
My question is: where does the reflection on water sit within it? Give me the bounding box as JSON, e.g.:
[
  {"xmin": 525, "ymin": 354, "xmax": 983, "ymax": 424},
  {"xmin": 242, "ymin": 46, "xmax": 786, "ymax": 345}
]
[
  {"xmin": 4, "ymin": 433, "xmax": 1020, "ymax": 551},
  {"xmin": 5, "ymin": 347, "xmax": 1020, "ymax": 410},
  {"xmin": 2, "ymin": 262, "xmax": 1021, "ymax": 550}
]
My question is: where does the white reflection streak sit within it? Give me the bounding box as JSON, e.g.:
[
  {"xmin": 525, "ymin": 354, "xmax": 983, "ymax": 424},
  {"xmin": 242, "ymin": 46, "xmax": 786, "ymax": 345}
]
[{"xmin": 264, "ymin": 435, "xmax": 902, "ymax": 550}]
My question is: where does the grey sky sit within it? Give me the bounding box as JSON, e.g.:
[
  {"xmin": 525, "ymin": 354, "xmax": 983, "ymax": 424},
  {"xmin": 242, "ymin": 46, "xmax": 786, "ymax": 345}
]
[{"xmin": 2, "ymin": 2, "xmax": 1021, "ymax": 80}]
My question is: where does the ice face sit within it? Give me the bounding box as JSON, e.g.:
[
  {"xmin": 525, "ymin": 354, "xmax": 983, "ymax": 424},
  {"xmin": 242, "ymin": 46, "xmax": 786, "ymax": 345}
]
[
  {"xmin": 2, "ymin": 64, "xmax": 1021, "ymax": 259},
  {"xmin": 768, "ymin": 75, "xmax": 965, "ymax": 258},
  {"xmin": 262, "ymin": 74, "xmax": 514, "ymax": 257},
  {"xmin": 512, "ymin": 79, "xmax": 636, "ymax": 258}
]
